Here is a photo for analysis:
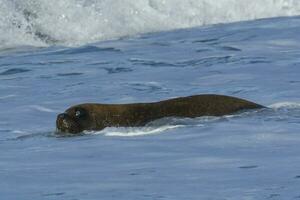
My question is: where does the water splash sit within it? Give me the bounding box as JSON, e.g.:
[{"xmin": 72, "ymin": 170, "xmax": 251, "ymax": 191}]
[
  {"xmin": 1, "ymin": 0, "xmax": 300, "ymax": 49},
  {"xmin": 269, "ymin": 102, "xmax": 300, "ymax": 109},
  {"xmin": 97, "ymin": 125, "xmax": 184, "ymax": 137}
]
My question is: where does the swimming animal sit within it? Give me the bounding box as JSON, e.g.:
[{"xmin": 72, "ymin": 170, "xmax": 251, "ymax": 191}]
[{"xmin": 56, "ymin": 94, "xmax": 264, "ymax": 134}]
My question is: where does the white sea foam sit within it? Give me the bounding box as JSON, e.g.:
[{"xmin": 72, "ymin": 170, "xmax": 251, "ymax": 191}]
[
  {"xmin": 269, "ymin": 102, "xmax": 300, "ymax": 109},
  {"xmin": 1, "ymin": 0, "xmax": 300, "ymax": 49},
  {"xmin": 86, "ymin": 116, "xmax": 223, "ymax": 137},
  {"xmin": 87, "ymin": 125, "xmax": 184, "ymax": 137}
]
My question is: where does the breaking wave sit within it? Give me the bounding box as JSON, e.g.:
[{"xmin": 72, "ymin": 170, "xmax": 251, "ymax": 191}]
[{"xmin": 1, "ymin": 0, "xmax": 300, "ymax": 49}]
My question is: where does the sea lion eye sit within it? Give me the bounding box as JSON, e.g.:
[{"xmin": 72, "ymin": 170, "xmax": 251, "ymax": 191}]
[
  {"xmin": 75, "ymin": 110, "xmax": 81, "ymax": 117},
  {"xmin": 74, "ymin": 108, "xmax": 86, "ymax": 119}
]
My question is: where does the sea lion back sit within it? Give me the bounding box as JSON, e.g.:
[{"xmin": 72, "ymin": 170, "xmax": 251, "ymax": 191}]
[{"xmin": 157, "ymin": 94, "xmax": 264, "ymax": 117}]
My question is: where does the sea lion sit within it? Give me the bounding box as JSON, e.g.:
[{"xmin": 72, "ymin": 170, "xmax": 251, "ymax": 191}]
[{"xmin": 56, "ymin": 94, "xmax": 264, "ymax": 134}]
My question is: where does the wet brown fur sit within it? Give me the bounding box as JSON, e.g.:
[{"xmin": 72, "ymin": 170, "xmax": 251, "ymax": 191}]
[{"xmin": 56, "ymin": 94, "xmax": 264, "ymax": 134}]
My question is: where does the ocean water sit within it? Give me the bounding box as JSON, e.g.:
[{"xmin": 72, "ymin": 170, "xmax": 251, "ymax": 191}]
[{"xmin": 1, "ymin": 1, "xmax": 300, "ymax": 199}]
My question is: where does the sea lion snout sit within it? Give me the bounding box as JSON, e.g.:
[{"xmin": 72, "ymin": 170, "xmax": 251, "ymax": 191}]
[
  {"xmin": 56, "ymin": 112, "xmax": 81, "ymax": 134},
  {"xmin": 57, "ymin": 113, "xmax": 68, "ymax": 120}
]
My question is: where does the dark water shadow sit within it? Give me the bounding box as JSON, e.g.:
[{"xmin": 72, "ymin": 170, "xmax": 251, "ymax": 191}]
[
  {"xmin": 193, "ymin": 38, "xmax": 219, "ymax": 44},
  {"xmin": 0, "ymin": 68, "xmax": 31, "ymax": 76},
  {"xmin": 104, "ymin": 67, "xmax": 133, "ymax": 74},
  {"xmin": 42, "ymin": 192, "xmax": 65, "ymax": 197},
  {"xmin": 58, "ymin": 46, "xmax": 122, "ymax": 55},
  {"xmin": 129, "ymin": 58, "xmax": 177, "ymax": 67},
  {"xmin": 239, "ymin": 165, "xmax": 258, "ymax": 169},
  {"xmin": 219, "ymin": 46, "xmax": 242, "ymax": 51},
  {"xmin": 56, "ymin": 72, "xmax": 84, "ymax": 77}
]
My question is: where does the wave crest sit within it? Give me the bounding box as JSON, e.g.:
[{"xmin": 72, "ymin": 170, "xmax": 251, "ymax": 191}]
[{"xmin": 1, "ymin": 0, "xmax": 300, "ymax": 49}]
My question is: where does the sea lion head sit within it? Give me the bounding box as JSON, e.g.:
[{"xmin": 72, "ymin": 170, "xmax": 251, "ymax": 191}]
[{"xmin": 56, "ymin": 104, "xmax": 104, "ymax": 134}]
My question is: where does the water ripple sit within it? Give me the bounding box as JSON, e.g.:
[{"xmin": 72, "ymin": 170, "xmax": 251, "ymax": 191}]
[
  {"xmin": 127, "ymin": 82, "xmax": 164, "ymax": 92},
  {"xmin": 219, "ymin": 46, "xmax": 242, "ymax": 51},
  {"xmin": 104, "ymin": 67, "xmax": 133, "ymax": 74},
  {"xmin": 176, "ymin": 56, "xmax": 232, "ymax": 67},
  {"xmin": 0, "ymin": 68, "xmax": 31, "ymax": 75},
  {"xmin": 59, "ymin": 46, "xmax": 122, "ymax": 54},
  {"xmin": 57, "ymin": 72, "xmax": 83, "ymax": 77},
  {"xmin": 129, "ymin": 58, "xmax": 177, "ymax": 67},
  {"xmin": 193, "ymin": 38, "xmax": 219, "ymax": 44}
]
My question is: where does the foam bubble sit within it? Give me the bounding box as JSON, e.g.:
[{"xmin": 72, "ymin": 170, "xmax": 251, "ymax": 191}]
[{"xmin": 1, "ymin": 0, "xmax": 300, "ymax": 49}]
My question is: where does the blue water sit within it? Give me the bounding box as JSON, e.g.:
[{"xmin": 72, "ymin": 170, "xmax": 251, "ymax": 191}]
[{"xmin": 1, "ymin": 16, "xmax": 300, "ymax": 199}]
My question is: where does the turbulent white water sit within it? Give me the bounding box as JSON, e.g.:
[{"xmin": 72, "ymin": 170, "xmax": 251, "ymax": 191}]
[
  {"xmin": 1, "ymin": 0, "xmax": 300, "ymax": 48},
  {"xmin": 1, "ymin": 13, "xmax": 300, "ymax": 199}
]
